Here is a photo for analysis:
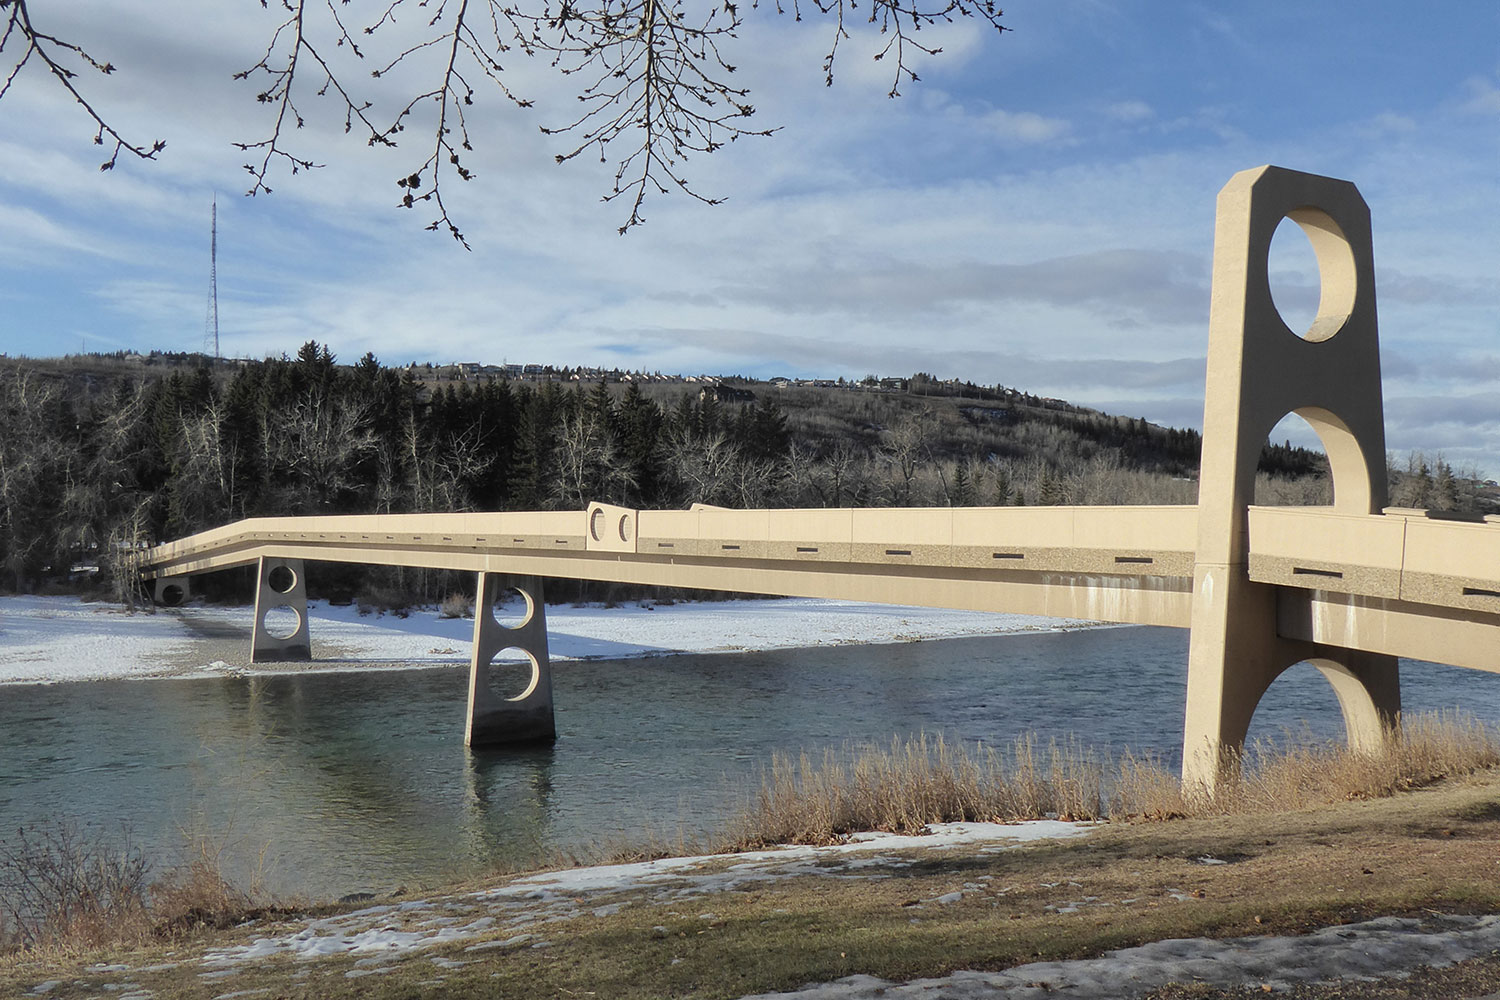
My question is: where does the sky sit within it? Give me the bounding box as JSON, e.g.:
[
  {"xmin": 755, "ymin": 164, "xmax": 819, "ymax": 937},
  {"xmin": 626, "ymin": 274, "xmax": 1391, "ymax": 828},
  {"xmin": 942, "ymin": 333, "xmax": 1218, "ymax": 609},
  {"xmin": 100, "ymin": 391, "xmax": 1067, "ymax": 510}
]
[{"xmin": 1, "ymin": 1, "xmax": 1496, "ymax": 473}]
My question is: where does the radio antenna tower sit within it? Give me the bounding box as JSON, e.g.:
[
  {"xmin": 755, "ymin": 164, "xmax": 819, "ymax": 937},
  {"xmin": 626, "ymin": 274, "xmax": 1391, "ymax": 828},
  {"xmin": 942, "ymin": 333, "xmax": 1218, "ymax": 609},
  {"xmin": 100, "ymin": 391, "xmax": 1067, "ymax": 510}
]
[{"xmin": 204, "ymin": 196, "xmax": 220, "ymax": 360}]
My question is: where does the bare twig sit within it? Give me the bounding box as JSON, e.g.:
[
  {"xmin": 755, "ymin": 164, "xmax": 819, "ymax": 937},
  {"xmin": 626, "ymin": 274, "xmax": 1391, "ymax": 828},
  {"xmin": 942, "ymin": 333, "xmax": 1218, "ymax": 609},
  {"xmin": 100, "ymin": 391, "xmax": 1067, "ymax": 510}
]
[
  {"xmin": 0, "ymin": 0, "xmax": 166, "ymax": 169},
  {"xmin": 3, "ymin": 0, "xmax": 1006, "ymax": 238}
]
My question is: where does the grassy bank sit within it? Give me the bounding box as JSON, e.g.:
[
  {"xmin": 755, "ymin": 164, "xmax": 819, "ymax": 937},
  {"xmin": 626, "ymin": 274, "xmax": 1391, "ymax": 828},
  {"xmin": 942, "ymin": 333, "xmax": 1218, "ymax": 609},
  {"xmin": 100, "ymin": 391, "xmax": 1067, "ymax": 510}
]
[
  {"xmin": 712, "ymin": 711, "xmax": 1500, "ymax": 851},
  {"xmin": 4, "ymin": 717, "xmax": 1500, "ymax": 998}
]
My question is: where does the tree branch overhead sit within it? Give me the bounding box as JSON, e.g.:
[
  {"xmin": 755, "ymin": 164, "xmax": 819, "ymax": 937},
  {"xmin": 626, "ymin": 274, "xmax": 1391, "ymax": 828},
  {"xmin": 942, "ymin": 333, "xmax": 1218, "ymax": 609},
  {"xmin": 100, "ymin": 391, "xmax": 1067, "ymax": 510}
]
[{"xmin": 0, "ymin": 0, "xmax": 1007, "ymax": 240}]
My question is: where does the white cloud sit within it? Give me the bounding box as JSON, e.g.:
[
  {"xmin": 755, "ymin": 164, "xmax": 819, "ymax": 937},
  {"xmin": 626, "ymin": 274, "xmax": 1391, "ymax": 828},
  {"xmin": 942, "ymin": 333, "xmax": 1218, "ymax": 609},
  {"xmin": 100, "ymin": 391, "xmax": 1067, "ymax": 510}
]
[
  {"xmin": 1461, "ymin": 75, "xmax": 1500, "ymax": 115},
  {"xmin": 978, "ymin": 108, "xmax": 1074, "ymax": 145},
  {"xmin": 0, "ymin": 3, "xmax": 1495, "ymax": 475},
  {"xmin": 1103, "ymin": 100, "xmax": 1154, "ymax": 123}
]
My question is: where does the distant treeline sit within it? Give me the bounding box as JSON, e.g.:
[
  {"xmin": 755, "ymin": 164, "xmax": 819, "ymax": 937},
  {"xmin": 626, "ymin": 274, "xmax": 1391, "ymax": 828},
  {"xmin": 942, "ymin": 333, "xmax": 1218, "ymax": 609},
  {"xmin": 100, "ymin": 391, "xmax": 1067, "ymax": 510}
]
[{"xmin": 0, "ymin": 342, "xmax": 1381, "ymax": 601}]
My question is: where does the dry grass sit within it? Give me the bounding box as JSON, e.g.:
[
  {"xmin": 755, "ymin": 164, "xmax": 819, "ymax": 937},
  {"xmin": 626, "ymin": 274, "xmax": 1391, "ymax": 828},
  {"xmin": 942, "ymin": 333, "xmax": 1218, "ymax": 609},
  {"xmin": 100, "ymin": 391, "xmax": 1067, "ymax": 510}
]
[
  {"xmin": 0, "ymin": 822, "xmax": 151, "ymax": 953},
  {"xmin": 1114, "ymin": 711, "xmax": 1500, "ymax": 820},
  {"xmin": 720, "ymin": 713, "xmax": 1500, "ymax": 850},
  {"xmin": 148, "ymin": 846, "xmax": 257, "ymax": 936},
  {"xmin": 438, "ymin": 591, "xmax": 475, "ymax": 619},
  {"xmin": 0, "ymin": 824, "xmax": 270, "ymax": 956},
  {"xmin": 719, "ymin": 732, "xmax": 1105, "ymax": 850}
]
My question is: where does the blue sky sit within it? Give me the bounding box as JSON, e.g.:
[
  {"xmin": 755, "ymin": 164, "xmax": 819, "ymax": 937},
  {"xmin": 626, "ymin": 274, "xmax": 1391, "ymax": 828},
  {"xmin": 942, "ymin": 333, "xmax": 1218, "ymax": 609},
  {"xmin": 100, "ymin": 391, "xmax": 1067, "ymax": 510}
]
[{"xmin": 1, "ymin": 1, "xmax": 1496, "ymax": 472}]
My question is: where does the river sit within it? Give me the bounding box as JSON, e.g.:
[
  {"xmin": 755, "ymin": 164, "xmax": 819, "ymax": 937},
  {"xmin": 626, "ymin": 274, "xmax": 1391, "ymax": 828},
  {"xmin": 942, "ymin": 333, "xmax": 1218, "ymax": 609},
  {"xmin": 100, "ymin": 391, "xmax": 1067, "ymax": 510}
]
[{"xmin": 2, "ymin": 626, "xmax": 1498, "ymax": 899}]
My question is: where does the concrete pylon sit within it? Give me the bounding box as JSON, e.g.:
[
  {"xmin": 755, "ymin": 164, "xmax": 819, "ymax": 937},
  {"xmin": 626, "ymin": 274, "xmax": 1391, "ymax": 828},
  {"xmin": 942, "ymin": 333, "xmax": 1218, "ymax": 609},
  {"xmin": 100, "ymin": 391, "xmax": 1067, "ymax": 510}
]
[
  {"xmin": 466, "ymin": 574, "xmax": 556, "ymax": 747},
  {"xmin": 1182, "ymin": 165, "xmax": 1400, "ymax": 792},
  {"xmin": 250, "ymin": 556, "xmax": 311, "ymax": 662}
]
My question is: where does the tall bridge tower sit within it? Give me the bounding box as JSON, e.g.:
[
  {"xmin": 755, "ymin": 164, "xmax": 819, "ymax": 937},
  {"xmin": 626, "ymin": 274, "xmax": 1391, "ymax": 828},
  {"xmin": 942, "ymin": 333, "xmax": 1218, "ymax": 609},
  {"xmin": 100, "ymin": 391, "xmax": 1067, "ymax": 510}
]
[{"xmin": 1182, "ymin": 166, "xmax": 1399, "ymax": 790}]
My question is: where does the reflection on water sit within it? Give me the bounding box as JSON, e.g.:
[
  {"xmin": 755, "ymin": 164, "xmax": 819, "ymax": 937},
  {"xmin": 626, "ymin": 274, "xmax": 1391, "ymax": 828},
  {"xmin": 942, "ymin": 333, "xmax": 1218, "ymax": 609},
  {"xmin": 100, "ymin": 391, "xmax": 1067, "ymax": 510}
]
[{"xmin": 2, "ymin": 626, "xmax": 1499, "ymax": 898}]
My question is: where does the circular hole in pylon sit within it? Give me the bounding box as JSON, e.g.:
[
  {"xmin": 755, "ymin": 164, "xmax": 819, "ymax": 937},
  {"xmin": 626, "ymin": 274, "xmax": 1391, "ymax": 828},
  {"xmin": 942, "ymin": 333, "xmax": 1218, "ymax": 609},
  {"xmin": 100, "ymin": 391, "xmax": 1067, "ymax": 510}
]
[
  {"xmin": 158, "ymin": 583, "xmax": 186, "ymax": 607},
  {"xmin": 590, "ymin": 507, "xmax": 605, "ymax": 542},
  {"xmin": 487, "ymin": 649, "xmax": 542, "ymax": 702},
  {"xmin": 1267, "ymin": 218, "xmax": 1319, "ymax": 337},
  {"xmin": 1267, "ymin": 209, "xmax": 1358, "ymax": 343},
  {"xmin": 488, "ymin": 586, "xmax": 534, "ymax": 630},
  {"xmin": 263, "ymin": 604, "xmax": 302, "ymax": 641},
  {"xmin": 267, "ymin": 564, "xmax": 297, "ymax": 595},
  {"xmin": 1260, "ymin": 412, "xmax": 1332, "ymax": 506}
]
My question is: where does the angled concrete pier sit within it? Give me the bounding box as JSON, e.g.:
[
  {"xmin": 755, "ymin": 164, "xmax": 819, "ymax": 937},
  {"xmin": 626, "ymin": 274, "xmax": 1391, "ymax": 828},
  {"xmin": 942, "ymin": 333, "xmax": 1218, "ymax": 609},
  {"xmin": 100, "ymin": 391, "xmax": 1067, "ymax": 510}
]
[
  {"xmin": 466, "ymin": 574, "xmax": 556, "ymax": 747},
  {"xmin": 251, "ymin": 556, "xmax": 311, "ymax": 662}
]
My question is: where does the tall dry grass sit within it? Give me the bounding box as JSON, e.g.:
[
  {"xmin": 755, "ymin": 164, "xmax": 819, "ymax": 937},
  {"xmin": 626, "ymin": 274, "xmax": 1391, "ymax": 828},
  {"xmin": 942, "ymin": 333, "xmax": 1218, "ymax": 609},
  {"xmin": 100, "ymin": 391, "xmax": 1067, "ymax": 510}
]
[
  {"xmin": 719, "ymin": 713, "xmax": 1500, "ymax": 850},
  {"xmin": 0, "ymin": 821, "xmax": 151, "ymax": 952},
  {"xmin": 0, "ymin": 823, "xmax": 272, "ymax": 955},
  {"xmin": 719, "ymin": 733, "xmax": 1104, "ymax": 850},
  {"xmin": 1114, "ymin": 710, "xmax": 1500, "ymax": 820}
]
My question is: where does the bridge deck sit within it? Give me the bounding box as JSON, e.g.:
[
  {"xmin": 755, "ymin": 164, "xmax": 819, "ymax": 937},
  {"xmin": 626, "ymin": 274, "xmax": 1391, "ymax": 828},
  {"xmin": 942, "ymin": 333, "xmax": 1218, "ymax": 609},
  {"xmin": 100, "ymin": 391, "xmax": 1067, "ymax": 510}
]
[
  {"xmin": 135, "ymin": 505, "xmax": 1201, "ymax": 628},
  {"xmin": 1248, "ymin": 506, "xmax": 1500, "ymax": 673},
  {"xmin": 137, "ymin": 503, "xmax": 1500, "ymax": 672}
]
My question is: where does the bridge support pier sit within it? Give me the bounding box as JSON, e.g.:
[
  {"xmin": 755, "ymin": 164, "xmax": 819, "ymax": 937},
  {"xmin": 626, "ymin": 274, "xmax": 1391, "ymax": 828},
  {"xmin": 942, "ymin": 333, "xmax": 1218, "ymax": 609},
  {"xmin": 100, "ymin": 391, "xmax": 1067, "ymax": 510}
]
[
  {"xmin": 251, "ymin": 556, "xmax": 311, "ymax": 662},
  {"xmin": 1183, "ymin": 570, "xmax": 1400, "ymax": 787},
  {"xmin": 1183, "ymin": 165, "xmax": 1400, "ymax": 792},
  {"xmin": 466, "ymin": 573, "xmax": 556, "ymax": 747}
]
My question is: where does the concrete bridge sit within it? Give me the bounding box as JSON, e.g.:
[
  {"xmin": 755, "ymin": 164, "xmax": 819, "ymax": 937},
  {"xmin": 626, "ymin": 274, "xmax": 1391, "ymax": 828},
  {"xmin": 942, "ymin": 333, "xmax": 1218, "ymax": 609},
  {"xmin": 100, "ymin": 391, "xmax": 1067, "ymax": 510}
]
[{"xmin": 135, "ymin": 166, "xmax": 1500, "ymax": 790}]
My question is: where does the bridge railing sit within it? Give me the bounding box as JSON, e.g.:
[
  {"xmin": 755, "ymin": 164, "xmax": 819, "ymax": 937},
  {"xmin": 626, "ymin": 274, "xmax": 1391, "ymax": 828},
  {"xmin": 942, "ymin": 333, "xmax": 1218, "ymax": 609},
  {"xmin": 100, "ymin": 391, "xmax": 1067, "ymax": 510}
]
[
  {"xmin": 138, "ymin": 503, "xmax": 1202, "ymax": 581},
  {"xmin": 1248, "ymin": 506, "xmax": 1500, "ymax": 613}
]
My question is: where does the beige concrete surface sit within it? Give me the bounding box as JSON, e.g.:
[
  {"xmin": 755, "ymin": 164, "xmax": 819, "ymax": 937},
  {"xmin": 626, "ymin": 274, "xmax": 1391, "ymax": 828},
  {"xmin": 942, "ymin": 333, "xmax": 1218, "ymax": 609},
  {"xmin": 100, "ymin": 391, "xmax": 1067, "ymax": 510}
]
[{"xmin": 1182, "ymin": 165, "xmax": 1398, "ymax": 791}]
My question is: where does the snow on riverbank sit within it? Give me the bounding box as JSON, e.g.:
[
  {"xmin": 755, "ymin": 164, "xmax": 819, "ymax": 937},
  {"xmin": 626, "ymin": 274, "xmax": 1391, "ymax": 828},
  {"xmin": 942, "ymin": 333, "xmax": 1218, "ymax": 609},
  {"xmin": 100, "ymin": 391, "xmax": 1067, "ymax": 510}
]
[
  {"xmin": 198, "ymin": 820, "xmax": 1094, "ymax": 968},
  {"xmin": 41, "ymin": 819, "xmax": 1500, "ymax": 1000},
  {"xmin": 0, "ymin": 595, "xmax": 1105, "ymax": 685}
]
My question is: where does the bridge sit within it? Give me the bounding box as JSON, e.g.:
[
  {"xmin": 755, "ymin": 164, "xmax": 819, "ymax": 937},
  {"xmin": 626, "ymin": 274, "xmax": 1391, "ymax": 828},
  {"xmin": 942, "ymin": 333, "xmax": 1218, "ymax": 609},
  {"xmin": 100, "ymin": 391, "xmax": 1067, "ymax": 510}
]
[{"xmin": 135, "ymin": 166, "xmax": 1500, "ymax": 791}]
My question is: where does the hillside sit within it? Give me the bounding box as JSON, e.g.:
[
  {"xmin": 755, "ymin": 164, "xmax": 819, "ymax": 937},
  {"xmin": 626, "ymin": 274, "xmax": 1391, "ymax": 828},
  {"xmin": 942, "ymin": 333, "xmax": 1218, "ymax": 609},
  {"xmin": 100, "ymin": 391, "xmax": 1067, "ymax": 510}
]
[{"xmin": 3, "ymin": 343, "xmax": 1483, "ymax": 601}]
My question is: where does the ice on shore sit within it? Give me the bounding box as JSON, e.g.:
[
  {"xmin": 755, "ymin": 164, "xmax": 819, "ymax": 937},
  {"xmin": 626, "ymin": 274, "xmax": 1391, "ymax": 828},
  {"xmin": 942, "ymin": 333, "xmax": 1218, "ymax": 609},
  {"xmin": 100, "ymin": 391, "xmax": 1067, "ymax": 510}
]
[{"xmin": 0, "ymin": 594, "xmax": 1104, "ymax": 685}]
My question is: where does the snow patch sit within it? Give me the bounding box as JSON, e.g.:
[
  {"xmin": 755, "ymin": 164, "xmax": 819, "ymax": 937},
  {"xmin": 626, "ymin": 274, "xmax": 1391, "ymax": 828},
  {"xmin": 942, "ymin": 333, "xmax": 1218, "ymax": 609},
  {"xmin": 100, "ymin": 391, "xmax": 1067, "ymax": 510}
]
[
  {"xmin": 0, "ymin": 595, "xmax": 1105, "ymax": 685},
  {"xmin": 731, "ymin": 914, "xmax": 1500, "ymax": 999}
]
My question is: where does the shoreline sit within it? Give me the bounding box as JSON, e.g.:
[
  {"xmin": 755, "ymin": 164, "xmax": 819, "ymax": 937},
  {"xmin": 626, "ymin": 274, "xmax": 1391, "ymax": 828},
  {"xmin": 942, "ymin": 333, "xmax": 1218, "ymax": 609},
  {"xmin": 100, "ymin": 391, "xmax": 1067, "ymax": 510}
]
[
  {"xmin": 8, "ymin": 771, "xmax": 1500, "ymax": 999},
  {"xmin": 0, "ymin": 594, "xmax": 1115, "ymax": 686}
]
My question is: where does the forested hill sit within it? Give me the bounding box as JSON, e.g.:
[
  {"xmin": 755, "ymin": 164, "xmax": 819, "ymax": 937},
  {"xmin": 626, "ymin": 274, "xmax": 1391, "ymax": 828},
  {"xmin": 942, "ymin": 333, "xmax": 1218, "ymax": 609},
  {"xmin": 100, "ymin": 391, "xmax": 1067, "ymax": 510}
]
[{"xmin": 0, "ymin": 343, "xmax": 1341, "ymax": 597}]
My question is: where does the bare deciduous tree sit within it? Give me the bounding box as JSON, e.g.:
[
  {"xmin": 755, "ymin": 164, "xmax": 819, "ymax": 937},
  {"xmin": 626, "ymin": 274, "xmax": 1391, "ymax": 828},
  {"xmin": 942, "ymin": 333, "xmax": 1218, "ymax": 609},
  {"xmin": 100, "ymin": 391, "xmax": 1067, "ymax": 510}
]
[
  {"xmin": 551, "ymin": 409, "xmax": 635, "ymax": 510},
  {"xmin": 1, "ymin": 0, "xmax": 1007, "ymax": 240}
]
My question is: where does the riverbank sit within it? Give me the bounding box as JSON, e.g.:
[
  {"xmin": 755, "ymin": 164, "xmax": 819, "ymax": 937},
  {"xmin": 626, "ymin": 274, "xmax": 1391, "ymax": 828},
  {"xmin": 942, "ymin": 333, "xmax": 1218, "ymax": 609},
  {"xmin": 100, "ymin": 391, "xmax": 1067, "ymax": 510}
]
[
  {"xmin": 6, "ymin": 768, "xmax": 1500, "ymax": 999},
  {"xmin": 0, "ymin": 595, "xmax": 1106, "ymax": 685}
]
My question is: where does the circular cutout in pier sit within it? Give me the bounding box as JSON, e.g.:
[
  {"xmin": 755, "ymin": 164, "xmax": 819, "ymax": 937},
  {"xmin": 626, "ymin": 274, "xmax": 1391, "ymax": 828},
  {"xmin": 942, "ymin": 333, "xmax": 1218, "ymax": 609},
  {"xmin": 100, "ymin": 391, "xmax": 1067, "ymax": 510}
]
[
  {"xmin": 488, "ymin": 585, "xmax": 535, "ymax": 630},
  {"xmin": 262, "ymin": 605, "xmax": 303, "ymax": 641},
  {"xmin": 158, "ymin": 583, "xmax": 186, "ymax": 607},
  {"xmin": 267, "ymin": 564, "xmax": 298, "ymax": 595},
  {"xmin": 487, "ymin": 649, "xmax": 542, "ymax": 702},
  {"xmin": 1267, "ymin": 209, "xmax": 1357, "ymax": 343}
]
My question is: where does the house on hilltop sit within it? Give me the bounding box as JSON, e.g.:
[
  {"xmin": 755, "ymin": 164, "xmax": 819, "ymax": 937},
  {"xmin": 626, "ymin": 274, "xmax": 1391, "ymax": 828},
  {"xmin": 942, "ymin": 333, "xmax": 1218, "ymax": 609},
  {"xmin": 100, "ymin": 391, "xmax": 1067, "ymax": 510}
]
[{"xmin": 700, "ymin": 384, "xmax": 756, "ymax": 404}]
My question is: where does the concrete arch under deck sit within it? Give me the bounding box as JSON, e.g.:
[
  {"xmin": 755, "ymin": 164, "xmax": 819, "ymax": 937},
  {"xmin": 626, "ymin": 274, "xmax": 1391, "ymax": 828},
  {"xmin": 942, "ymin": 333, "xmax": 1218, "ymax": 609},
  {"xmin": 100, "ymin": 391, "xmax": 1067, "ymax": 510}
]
[{"xmin": 1225, "ymin": 653, "xmax": 1402, "ymax": 762}]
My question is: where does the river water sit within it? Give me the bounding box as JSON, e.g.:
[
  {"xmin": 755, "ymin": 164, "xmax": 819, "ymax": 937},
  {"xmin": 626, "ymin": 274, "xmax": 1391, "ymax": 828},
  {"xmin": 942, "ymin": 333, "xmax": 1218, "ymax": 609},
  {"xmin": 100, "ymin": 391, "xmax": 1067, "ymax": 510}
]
[{"xmin": 2, "ymin": 626, "xmax": 1498, "ymax": 899}]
